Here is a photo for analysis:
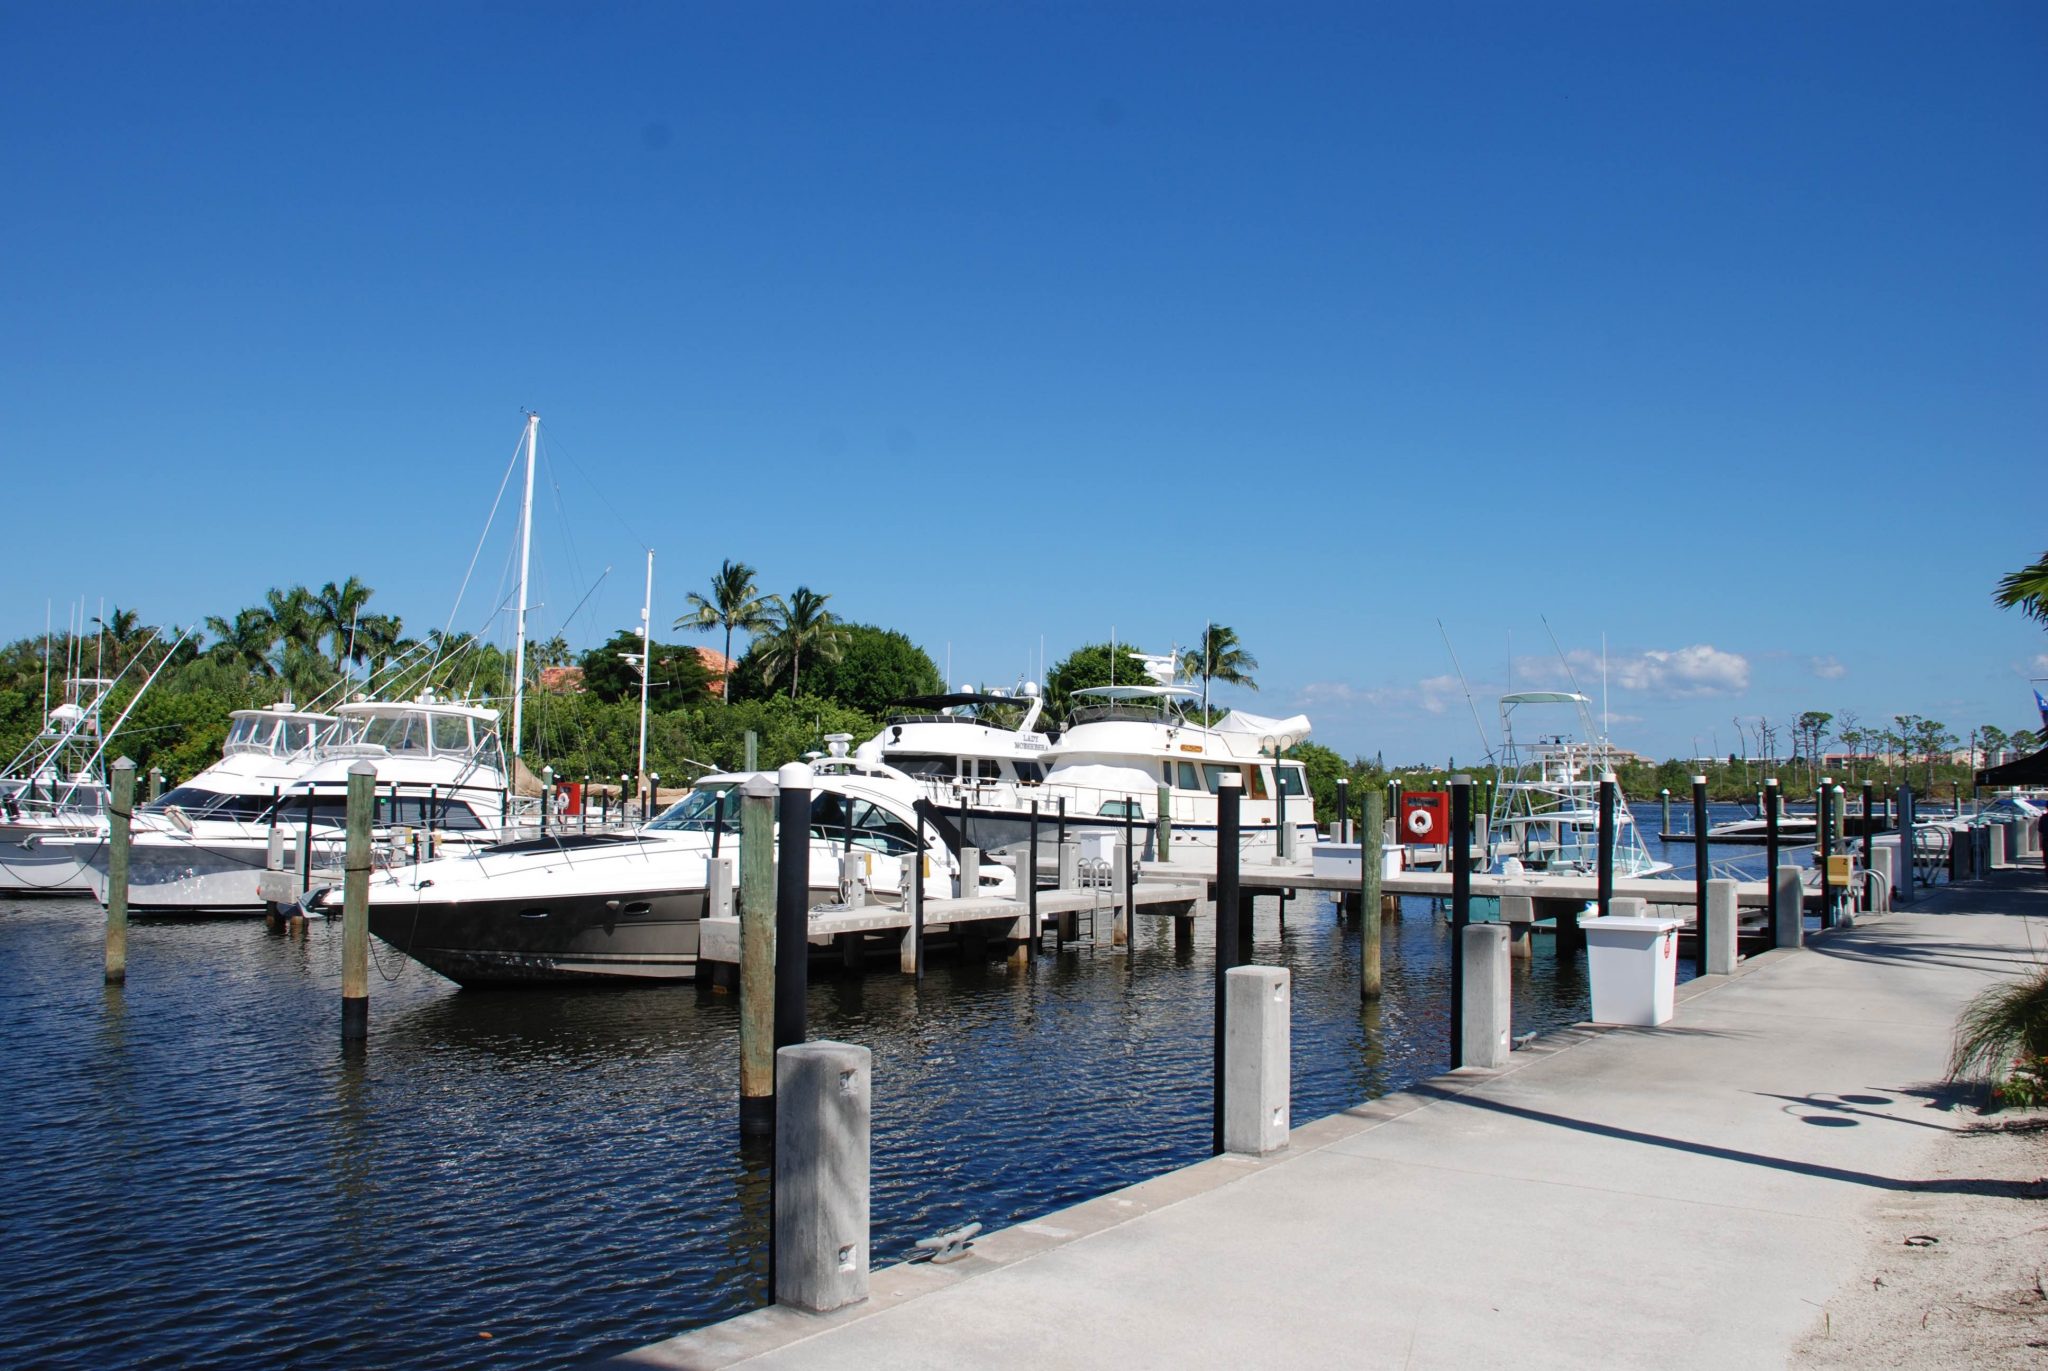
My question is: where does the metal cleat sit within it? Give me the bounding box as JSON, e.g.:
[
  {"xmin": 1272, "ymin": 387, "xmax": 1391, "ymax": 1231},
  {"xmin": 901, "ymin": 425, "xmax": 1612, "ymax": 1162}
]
[{"xmin": 914, "ymin": 1221, "xmax": 982, "ymax": 1264}]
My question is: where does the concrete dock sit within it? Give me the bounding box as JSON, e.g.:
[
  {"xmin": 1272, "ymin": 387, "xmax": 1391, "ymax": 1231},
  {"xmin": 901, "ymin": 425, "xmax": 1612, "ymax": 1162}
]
[{"xmin": 618, "ymin": 870, "xmax": 2042, "ymax": 1368}]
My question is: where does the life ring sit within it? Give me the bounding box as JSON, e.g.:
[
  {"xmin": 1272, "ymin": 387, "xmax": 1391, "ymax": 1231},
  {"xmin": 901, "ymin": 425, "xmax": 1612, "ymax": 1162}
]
[{"xmin": 1405, "ymin": 807, "xmax": 1434, "ymax": 837}]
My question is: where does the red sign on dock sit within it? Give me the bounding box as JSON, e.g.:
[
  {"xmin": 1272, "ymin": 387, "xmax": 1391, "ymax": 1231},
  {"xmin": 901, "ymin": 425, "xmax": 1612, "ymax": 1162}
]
[{"xmin": 1400, "ymin": 791, "xmax": 1449, "ymax": 844}]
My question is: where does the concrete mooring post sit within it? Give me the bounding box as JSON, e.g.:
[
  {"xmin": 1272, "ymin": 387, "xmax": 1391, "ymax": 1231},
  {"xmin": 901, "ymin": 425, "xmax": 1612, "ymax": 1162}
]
[
  {"xmin": 1763, "ymin": 778, "xmax": 1782, "ymax": 949},
  {"xmin": 340, "ymin": 760, "xmax": 376, "ymax": 1041},
  {"xmin": 104, "ymin": 757, "xmax": 135, "ymax": 985},
  {"xmin": 1223, "ymin": 965, "xmax": 1290, "ymax": 1156},
  {"xmin": 1459, "ymin": 924, "xmax": 1510, "ymax": 1069},
  {"xmin": 739, "ymin": 773, "xmax": 777, "ymax": 1136},
  {"xmin": 1360, "ymin": 788, "xmax": 1384, "ymax": 999},
  {"xmin": 1774, "ymin": 865, "xmax": 1804, "ymax": 948},
  {"xmin": 773, "ymin": 1040, "xmax": 871, "ymax": 1314},
  {"xmin": 1501, "ymin": 892, "xmax": 1534, "ymax": 962},
  {"xmin": 1705, "ymin": 878, "xmax": 1737, "ymax": 976}
]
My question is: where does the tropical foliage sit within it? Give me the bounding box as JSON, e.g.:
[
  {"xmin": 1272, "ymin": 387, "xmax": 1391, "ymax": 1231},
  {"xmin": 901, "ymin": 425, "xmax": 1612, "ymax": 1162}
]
[
  {"xmin": 1179, "ymin": 624, "xmax": 1259, "ymax": 697},
  {"xmin": 753, "ymin": 586, "xmax": 845, "ymax": 698},
  {"xmin": 1992, "ymin": 550, "xmax": 2048, "ymax": 626},
  {"xmin": 1045, "ymin": 642, "xmax": 1155, "ymax": 721},
  {"xmin": 1948, "ymin": 963, "xmax": 2048, "ymax": 1109}
]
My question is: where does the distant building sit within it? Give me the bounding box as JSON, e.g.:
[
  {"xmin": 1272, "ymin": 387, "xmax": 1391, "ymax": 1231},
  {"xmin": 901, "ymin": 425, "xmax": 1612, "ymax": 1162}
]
[
  {"xmin": 538, "ymin": 665, "xmax": 585, "ymax": 694},
  {"xmin": 694, "ymin": 647, "xmax": 732, "ymax": 700}
]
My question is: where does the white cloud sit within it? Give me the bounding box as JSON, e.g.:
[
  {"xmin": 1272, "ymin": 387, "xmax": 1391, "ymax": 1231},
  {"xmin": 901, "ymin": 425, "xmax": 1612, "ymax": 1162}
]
[
  {"xmin": 1809, "ymin": 656, "xmax": 1847, "ymax": 680},
  {"xmin": 2030, "ymin": 654, "xmax": 2048, "ymax": 676},
  {"xmin": 1298, "ymin": 674, "xmax": 1468, "ymax": 717},
  {"xmin": 1515, "ymin": 644, "xmax": 1750, "ymax": 699}
]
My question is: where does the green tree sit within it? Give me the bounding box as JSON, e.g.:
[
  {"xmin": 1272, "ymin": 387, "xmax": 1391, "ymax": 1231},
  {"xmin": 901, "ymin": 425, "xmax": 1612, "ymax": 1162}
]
[
  {"xmin": 754, "ymin": 587, "xmax": 844, "ymax": 699},
  {"xmin": 1992, "ymin": 550, "xmax": 2048, "ymax": 626},
  {"xmin": 203, "ymin": 607, "xmax": 279, "ymax": 677},
  {"xmin": 767, "ymin": 622, "xmax": 941, "ymax": 717},
  {"xmin": 676, "ymin": 559, "xmax": 779, "ymax": 703},
  {"xmin": 578, "ymin": 630, "xmax": 712, "ymax": 711},
  {"xmin": 1045, "ymin": 641, "xmax": 1155, "ymax": 720},
  {"xmin": 1178, "ymin": 623, "xmax": 1259, "ymax": 712},
  {"xmin": 1893, "ymin": 714, "xmax": 1956, "ymax": 791}
]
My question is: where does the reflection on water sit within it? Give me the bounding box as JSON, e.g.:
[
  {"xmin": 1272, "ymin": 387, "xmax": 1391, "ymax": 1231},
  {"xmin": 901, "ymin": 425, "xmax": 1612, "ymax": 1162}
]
[{"xmin": 2, "ymin": 815, "xmax": 1765, "ymax": 1367}]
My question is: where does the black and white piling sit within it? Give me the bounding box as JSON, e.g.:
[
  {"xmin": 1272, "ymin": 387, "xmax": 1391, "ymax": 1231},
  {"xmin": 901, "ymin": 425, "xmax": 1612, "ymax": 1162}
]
[
  {"xmin": 1212, "ymin": 774, "xmax": 1242, "ymax": 1155},
  {"xmin": 340, "ymin": 760, "xmax": 376, "ymax": 1041},
  {"xmin": 1449, "ymin": 774, "xmax": 1472, "ymax": 1066},
  {"xmin": 774, "ymin": 763, "xmax": 810, "ymax": 1052},
  {"xmin": 1691, "ymin": 776, "xmax": 1709, "ymax": 975}
]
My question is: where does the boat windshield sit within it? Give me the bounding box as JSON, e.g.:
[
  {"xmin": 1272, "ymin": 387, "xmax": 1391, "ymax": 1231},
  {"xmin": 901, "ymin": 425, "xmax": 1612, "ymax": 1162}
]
[{"xmin": 648, "ymin": 784, "xmax": 740, "ymax": 832}]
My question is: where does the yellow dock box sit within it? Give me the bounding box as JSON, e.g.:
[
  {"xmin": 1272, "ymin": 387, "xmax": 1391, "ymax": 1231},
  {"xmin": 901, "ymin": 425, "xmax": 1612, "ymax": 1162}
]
[{"xmin": 1826, "ymin": 854, "xmax": 1854, "ymax": 885}]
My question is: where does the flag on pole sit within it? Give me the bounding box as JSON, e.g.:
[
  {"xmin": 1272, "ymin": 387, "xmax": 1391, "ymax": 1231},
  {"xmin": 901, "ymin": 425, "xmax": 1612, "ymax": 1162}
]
[{"xmin": 2035, "ymin": 687, "xmax": 2048, "ymax": 732}]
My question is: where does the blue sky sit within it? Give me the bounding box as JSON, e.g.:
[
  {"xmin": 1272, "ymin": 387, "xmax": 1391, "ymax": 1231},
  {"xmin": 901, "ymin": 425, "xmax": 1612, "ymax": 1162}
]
[{"xmin": 4, "ymin": 2, "xmax": 2043, "ymax": 764}]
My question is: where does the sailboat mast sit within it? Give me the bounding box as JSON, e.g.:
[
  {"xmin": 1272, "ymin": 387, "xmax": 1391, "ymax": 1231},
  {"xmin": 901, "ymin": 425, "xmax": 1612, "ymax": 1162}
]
[
  {"xmin": 637, "ymin": 549, "xmax": 653, "ymax": 792},
  {"xmin": 509, "ymin": 412, "xmax": 538, "ymax": 762}
]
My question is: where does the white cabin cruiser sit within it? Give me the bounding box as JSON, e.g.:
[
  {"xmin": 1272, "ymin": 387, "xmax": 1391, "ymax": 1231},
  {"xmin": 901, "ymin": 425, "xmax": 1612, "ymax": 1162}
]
[
  {"xmin": 311, "ymin": 752, "xmax": 997, "ymax": 987},
  {"xmin": 858, "ymin": 687, "xmax": 1052, "ymax": 799},
  {"xmin": 0, "ymin": 676, "xmax": 117, "ymax": 895},
  {"xmin": 76, "ymin": 695, "xmax": 506, "ymax": 915}
]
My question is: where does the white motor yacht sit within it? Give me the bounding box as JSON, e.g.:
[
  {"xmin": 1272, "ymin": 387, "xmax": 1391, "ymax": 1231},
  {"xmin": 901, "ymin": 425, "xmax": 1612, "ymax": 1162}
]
[
  {"xmin": 75, "ymin": 694, "xmax": 506, "ymax": 915},
  {"xmin": 876, "ymin": 684, "xmax": 1319, "ymax": 859},
  {"xmin": 309, "ymin": 749, "xmax": 997, "ymax": 986}
]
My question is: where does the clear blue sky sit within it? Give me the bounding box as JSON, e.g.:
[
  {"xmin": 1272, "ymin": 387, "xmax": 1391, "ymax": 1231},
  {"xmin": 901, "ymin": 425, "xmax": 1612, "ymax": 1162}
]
[{"xmin": 4, "ymin": 2, "xmax": 2043, "ymax": 764}]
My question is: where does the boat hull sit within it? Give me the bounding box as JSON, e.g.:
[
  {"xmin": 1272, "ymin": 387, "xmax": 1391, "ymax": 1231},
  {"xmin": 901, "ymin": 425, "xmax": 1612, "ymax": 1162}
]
[
  {"xmin": 361, "ymin": 880, "xmax": 844, "ymax": 988},
  {"xmin": 0, "ymin": 821, "xmax": 102, "ymax": 895},
  {"xmin": 80, "ymin": 833, "xmax": 346, "ymax": 916}
]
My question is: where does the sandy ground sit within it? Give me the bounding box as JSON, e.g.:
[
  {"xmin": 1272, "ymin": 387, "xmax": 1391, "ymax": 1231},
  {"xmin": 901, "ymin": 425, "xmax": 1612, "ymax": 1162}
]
[{"xmin": 1796, "ymin": 1112, "xmax": 2048, "ymax": 1368}]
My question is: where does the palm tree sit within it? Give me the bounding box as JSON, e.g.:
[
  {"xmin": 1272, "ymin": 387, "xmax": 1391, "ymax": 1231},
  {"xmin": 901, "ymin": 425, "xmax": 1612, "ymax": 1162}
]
[
  {"xmin": 263, "ymin": 587, "xmax": 323, "ymax": 691},
  {"xmin": 677, "ymin": 559, "xmax": 779, "ymax": 702},
  {"xmin": 755, "ymin": 586, "xmax": 845, "ymax": 699},
  {"xmin": 1994, "ymin": 551, "xmax": 2048, "ymax": 626},
  {"xmin": 203, "ymin": 607, "xmax": 280, "ymax": 677},
  {"xmin": 1179, "ymin": 623, "xmax": 1259, "ymax": 715},
  {"xmin": 310, "ymin": 576, "xmax": 375, "ymax": 675},
  {"xmin": 92, "ymin": 605, "xmax": 154, "ymax": 673}
]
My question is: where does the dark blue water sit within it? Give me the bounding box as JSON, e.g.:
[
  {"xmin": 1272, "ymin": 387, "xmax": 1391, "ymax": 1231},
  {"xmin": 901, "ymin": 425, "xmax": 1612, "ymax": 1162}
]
[{"xmin": 0, "ymin": 805, "xmax": 1771, "ymax": 1368}]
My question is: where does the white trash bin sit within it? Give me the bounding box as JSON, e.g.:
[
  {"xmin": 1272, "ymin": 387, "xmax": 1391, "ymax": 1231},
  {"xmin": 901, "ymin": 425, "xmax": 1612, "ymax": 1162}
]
[{"xmin": 1581, "ymin": 914, "xmax": 1683, "ymax": 1026}]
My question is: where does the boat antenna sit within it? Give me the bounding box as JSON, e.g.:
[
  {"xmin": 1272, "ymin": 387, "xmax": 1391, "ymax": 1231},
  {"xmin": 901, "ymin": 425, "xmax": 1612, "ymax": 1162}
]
[
  {"xmin": 1437, "ymin": 619, "xmax": 1495, "ymax": 763},
  {"xmin": 636, "ymin": 548, "xmax": 653, "ymax": 796},
  {"xmin": 41, "ymin": 601, "xmax": 51, "ymax": 722},
  {"xmin": 95, "ymin": 597, "xmax": 104, "ymax": 681},
  {"xmin": 1202, "ymin": 620, "xmax": 1211, "ymax": 719},
  {"xmin": 1541, "ymin": 615, "xmax": 1600, "ymax": 745},
  {"xmin": 509, "ymin": 411, "xmax": 539, "ymax": 763},
  {"xmin": 1601, "ymin": 631, "xmax": 1609, "ymax": 741}
]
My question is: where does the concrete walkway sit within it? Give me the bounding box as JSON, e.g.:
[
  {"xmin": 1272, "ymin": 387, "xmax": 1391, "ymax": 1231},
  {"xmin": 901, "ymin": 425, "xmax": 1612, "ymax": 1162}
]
[{"xmin": 617, "ymin": 871, "xmax": 2046, "ymax": 1370}]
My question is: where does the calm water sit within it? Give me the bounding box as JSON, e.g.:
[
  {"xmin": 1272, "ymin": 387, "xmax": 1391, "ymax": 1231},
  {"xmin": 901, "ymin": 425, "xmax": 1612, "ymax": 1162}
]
[{"xmin": 2, "ymin": 809, "xmax": 1766, "ymax": 1369}]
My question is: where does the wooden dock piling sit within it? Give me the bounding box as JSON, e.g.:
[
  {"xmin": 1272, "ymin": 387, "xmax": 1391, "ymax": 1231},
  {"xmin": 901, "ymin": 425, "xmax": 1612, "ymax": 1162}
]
[
  {"xmin": 104, "ymin": 758, "xmax": 134, "ymax": 986},
  {"xmin": 340, "ymin": 760, "xmax": 375, "ymax": 1041},
  {"xmin": 739, "ymin": 773, "xmax": 776, "ymax": 1135}
]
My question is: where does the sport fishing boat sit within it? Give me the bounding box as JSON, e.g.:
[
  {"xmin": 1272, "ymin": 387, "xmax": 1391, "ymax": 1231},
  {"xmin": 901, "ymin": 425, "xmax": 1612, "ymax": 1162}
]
[
  {"xmin": 73, "ymin": 694, "xmax": 505, "ymax": 915},
  {"xmin": 1486, "ymin": 691, "xmax": 1671, "ymax": 879},
  {"xmin": 0, "ymin": 676, "xmax": 117, "ymax": 895},
  {"xmin": 866, "ymin": 684, "xmax": 1318, "ymax": 860},
  {"xmin": 309, "ymin": 748, "xmax": 998, "ymax": 987}
]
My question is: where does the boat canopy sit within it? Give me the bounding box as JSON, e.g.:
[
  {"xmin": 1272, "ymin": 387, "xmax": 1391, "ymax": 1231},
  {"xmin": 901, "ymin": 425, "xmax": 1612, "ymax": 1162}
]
[
  {"xmin": 1501, "ymin": 691, "xmax": 1590, "ymax": 706},
  {"xmin": 1211, "ymin": 709, "xmax": 1312, "ymax": 751},
  {"xmin": 891, "ymin": 693, "xmax": 1026, "ymax": 711}
]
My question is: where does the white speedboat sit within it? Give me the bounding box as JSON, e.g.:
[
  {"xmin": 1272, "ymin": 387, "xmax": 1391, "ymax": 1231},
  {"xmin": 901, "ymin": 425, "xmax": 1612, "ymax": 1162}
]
[
  {"xmin": 75, "ymin": 694, "xmax": 506, "ymax": 915},
  {"xmin": 310, "ymin": 750, "xmax": 998, "ymax": 987},
  {"xmin": 1486, "ymin": 691, "xmax": 1671, "ymax": 879}
]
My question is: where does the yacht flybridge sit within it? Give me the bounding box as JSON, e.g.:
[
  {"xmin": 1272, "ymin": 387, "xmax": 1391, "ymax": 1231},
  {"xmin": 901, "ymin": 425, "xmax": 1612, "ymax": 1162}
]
[
  {"xmin": 312, "ymin": 749, "xmax": 1000, "ymax": 987},
  {"xmin": 1487, "ymin": 691, "xmax": 1669, "ymax": 879},
  {"xmin": 865, "ymin": 684, "xmax": 1318, "ymax": 859},
  {"xmin": 857, "ymin": 687, "xmax": 1052, "ymax": 793},
  {"xmin": 72, "ymin": 694, "xmax": 508, "ymax": 915}
]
